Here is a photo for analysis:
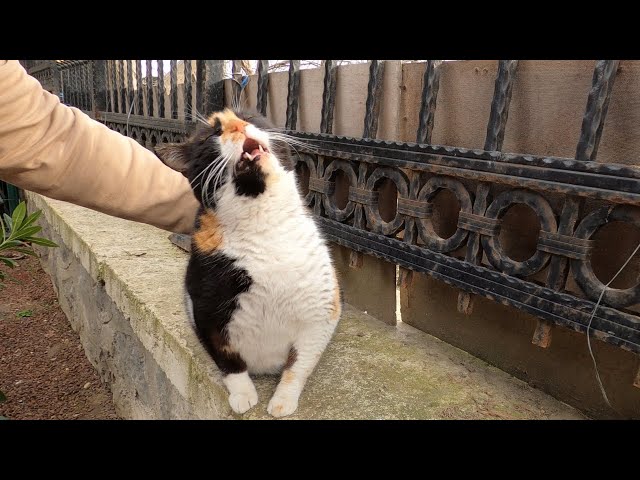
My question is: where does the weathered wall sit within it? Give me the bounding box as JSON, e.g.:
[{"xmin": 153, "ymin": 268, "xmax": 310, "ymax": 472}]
[{"xmin": 35, "ymin": 221, "xmax": 196, "ymax": 419}]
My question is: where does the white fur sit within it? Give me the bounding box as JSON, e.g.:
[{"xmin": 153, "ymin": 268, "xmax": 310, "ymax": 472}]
[
  {"xmin": 200, "ymin": 128, "xmax": 341, "ymax": 418},
  {"xmin": 223, "ymin": 372, "xmax": 258, "ymax": 414}
]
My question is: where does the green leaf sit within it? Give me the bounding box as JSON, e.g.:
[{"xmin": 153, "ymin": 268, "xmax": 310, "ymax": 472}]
[
  {"xmin": 20, "ymin": 210, "xmax": 42, "ymax": 230},
  {"xmin": 0, "ymin": 390, "xmax": 6, "ymax": 402},
  {"xmin": 0, "ymin": 257, "xmax": 17, "ymax": 268},
  {"xmin": 0, "ymin": 240, "xmax": 23, "ymax": 252},
  {"xmin": 11, "ymin": 201, "xmax": 26, "ymax": 230},
  {"xmin": 23, "ymin": 237, "xmax": 58, "ymax": 248},
  {"xmin": 16, "ymin": 309, "xmax": 33, "ymax": 318},
  {"xmin": 12, "ymin": 225, "xmax": 41, "ymax": 240}
]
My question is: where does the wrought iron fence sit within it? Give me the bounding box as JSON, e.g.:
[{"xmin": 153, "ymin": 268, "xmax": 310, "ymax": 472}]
[{"xmin": 20, "ymin": 60, "xmax": 640, "ymax": 367}]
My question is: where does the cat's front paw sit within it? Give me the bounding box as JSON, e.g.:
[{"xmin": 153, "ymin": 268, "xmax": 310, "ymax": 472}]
[
  {"xmin": 228, "ymin": 390, "xmax": 258, "ymax": 414},
  {"xmin": 267, "ymin": 393, "xmax": 299, "ymax": 418}
]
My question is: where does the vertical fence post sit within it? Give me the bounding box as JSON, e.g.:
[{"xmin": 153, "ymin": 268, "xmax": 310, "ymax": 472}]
[
  {"xmin": 457, "ymin": 60, "xmax": 519, "ymax": 316},
  {"xmin": 157, "ymin": 60, "xmax": 165, "ymax": 118},
  {"xmin": 350, "ymin": 60, "xmax": 385, "ymax": 269},
  {"xmin": 91, "ymin": 60, "xmax": 108, "ymax": 116},
  {"xmin": 399, "ymin": 59, "xmax": 441, "ymax": 291},
  {"xmin": 534, "ymin": 60, "xmax": 620, "ymax": 349},
  {"xmin": 320, "ymin": 60, "xmax": 337, "ymax": 134},
  {"xmin": 257, "ymin": 60, "xmax": 269, "ymax": 117},
  {"xmin": 170, "ymin": 60, "xmax": 178, "ymax": 119},
  {"xmin": 127, "ymin": 60, "xmax": 134, "ymax": 115},
  {"xmin": 285, "ymin": 60, "xmax": 301, "ymax": 131},
  {"xmin": 145, "ymin": 60, "xmax": 153, "ymax": 117},
  {"xmin": 136, "ymin": 60, "xmax": 143, "ymax": 115},
  {"xmin": 184, "ymin": 60, "xmax": 193, "ymax": 121},
  {"xmin": 203, "ymin": 60, "xmax": 225, "ymax": 115},
  {"xmin": 118, "ymin": 60, "xmax": 125, "ymax": 114},
  {"xmin": 109, "ymin": 60, "xmax": 116, "ymax": 112}
]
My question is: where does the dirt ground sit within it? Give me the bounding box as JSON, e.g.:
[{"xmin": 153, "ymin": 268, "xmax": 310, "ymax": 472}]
[{"xmin": 0, "ymin": 255, "xmax": 119, "ymax": 420}]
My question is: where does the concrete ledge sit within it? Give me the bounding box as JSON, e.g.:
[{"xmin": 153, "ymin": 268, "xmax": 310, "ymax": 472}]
[{"xmin": 26, "ymin": 193, "xmax": 585, "ymax": 419}]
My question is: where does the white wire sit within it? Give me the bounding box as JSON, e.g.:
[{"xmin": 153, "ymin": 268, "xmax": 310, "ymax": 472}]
[{"xmin": 586, "ymin": 238, "xmax": 640, "ymax": 409}]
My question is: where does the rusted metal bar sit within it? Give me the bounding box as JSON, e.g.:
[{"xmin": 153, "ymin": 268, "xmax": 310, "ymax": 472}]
[
  {"xmin": 458, "ymin": 60, "xmax": 519, "ymax": 316},
  {"xmin": 257, "ymin": 60, "xmax": 269, "ymax": 116},
  {"xmin": 285, "ymin": 60, "xmax": 300, "ymax": 130},
  {"xmin": 537, "ymin": 60, "xmax": 620, "ymax": 348}
]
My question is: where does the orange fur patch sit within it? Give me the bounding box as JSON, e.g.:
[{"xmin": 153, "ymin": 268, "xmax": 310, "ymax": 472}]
[
  {"xmin": 281, "ymin": 369, "xmax": 296, "ymax": 385},
  {"xmin": 208, "ymin": 109, "xmax": 248, "ymax": 141},
  {"xmin": 193, "ymin": 211, "xmax": 224, "ymax": 253}
]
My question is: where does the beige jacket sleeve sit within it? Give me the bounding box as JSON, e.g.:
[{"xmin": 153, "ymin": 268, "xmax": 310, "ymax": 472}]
[{"xmin": 0, "ymin": 60, "xmax": 199, "ymax": 234}]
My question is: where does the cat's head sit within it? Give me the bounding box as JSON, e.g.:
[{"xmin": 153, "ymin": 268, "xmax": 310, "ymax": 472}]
[{"xmin": 155, "ymin": 108, "xmax": 293, "ymax": 206}]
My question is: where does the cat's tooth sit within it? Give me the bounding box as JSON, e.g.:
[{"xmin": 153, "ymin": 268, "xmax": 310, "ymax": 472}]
[
  {"xmin": 259, "ymin": 144, "xmax": 265, "ymax": 152},
  {"xmin": 242, "ymin": 152, "xmax": 252, "ymax": 160}
]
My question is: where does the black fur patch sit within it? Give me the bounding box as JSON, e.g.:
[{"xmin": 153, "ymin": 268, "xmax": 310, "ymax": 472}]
[
  {"xmin": 186, "ymin": 247, "xmax": 253, "ymax": 375},
  {"xmin": 187, "ymin": 127, "xmax": 228, "ymax": 208},
  {"xmin": 233, "ymin": 160, "xmax": 267, "ymax": 197},
  {"xmin": 155, "ymin": 124, "xmax": 228, "ymax": 208}
]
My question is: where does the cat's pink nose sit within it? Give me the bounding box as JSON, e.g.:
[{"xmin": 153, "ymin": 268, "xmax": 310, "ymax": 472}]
[{"xmin": 229, "ymin": 121, "xmax": 247, "ymax": 134}]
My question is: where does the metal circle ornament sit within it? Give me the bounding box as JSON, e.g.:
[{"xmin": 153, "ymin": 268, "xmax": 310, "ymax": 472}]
[
  {"xmin": 364, "ymin": 167, "xmax": 409, "ymax": 235},
  {"xmin": 321, "ymin": 160, "xmax": 358, "ymax": 222},
  {"xmin": 293, "ymin": 153, "xmax": 318, "ymax": 206},
  {"xmin": 482, "ymin": 189, "xmax": 557, "ymax": 277},
  {"xmin": 572, "ymin": 205, "xmax": 640, "ymax": 308},
  {"xmin": 415, "ymin": 176, "xmax": 472, "ymax": 253}
]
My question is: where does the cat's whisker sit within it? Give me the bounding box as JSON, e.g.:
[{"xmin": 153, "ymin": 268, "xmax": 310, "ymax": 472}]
[
  {"xmin": 201, "ymin": 157, "xmax": 225, "ymax": 204},
  {"xmin": 210, "ymin": 157, "xmax": 232, "ymax": 200},
  {"xmin": 207, "ymin": 159, "xmax": 232, "ymax": 207},
  {"xmin": 202, "ymin": 165, "xmax": 223, "ymax": 205},
  {"xmin": 191, "ymin": 153, "xmax": 225, "ymax": 187},
  {"xmin": 185, "ymin": 105, "xmax": 210, "ymax": 126},
  {"xmin": 271, "ymin": 138, "xmax": 303, "ymax": 159},
  {"xmin": 270, "ymin": 138, "xmax": 317, "ymax": 150},
  {"xmin": 267, "ymin": 133, "xmax": 319, "ymax": 154},
  {"xmin": 181, "ymin": 104, "xmax": 212, "ymax": 127},
  {"xmin": 202, "ymin": 153, "xmax": 233, "ymax": 207},
  {"xmin": 191, "ymin": 163, "xmax": 213, "ymax": 187},
  {"xmin": 266, "ymin": 130, "xmax": 314, "ymax": 143}
]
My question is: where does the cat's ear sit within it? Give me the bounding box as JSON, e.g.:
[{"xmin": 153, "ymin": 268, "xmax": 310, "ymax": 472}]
[{"xmin": 155, "ymin": 143, "xmax": 190, "ymax": 173}]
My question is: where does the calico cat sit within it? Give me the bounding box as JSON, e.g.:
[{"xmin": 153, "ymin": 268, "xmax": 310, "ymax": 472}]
[{"xmin": 156, "ymin": 108, "xmax": 342, "ymax": 418}]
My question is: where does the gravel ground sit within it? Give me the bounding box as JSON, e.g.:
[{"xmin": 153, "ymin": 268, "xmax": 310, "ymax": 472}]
[{"xmin": 0, "ymin": 255, "xmax": 119, "ymax": 420}]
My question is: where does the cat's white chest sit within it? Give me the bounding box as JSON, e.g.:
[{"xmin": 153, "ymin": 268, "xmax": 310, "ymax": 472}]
[
  {"xmin": 224, "ymin": 222, "xmax": 329, "ymax": 373},
  {"xmin": 214, "ymin": 176, "xmax": 335, "ymax": 374}
]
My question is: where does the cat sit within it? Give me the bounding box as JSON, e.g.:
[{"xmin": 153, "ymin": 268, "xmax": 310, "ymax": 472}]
[{"xmin": 156, "ymin": 108, "xmax": 342, "ymax": 418}]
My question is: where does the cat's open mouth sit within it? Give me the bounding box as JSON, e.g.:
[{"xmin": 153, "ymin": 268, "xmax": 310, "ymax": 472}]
[
  {"xmin": 236, "ymin": 137, "xmax": 270, "ymax": 176},
  {"xmin": 241, "ymin": 138, "xmax": 270, "ymax": 161}
]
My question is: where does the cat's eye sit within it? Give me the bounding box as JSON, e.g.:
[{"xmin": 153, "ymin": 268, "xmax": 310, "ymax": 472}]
[{"xmin": 212, "ymin": 119, "xmax": 223, "ymax": 136}]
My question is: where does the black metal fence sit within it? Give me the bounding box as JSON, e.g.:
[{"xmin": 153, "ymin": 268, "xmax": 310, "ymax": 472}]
[{"xmin": 21, "ymin": 60, "xmax": 640, "ymax": 364}]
